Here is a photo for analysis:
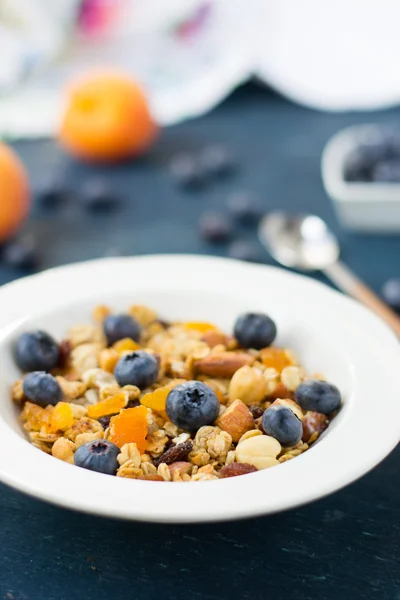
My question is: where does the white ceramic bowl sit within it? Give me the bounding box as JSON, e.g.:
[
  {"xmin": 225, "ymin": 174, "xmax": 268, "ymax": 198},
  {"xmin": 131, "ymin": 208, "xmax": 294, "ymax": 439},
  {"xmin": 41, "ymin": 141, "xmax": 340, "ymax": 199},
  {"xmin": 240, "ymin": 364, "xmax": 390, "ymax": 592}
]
[{"xmin": 0, "ymin": 255, "xmax": 399, "ymax": 523}]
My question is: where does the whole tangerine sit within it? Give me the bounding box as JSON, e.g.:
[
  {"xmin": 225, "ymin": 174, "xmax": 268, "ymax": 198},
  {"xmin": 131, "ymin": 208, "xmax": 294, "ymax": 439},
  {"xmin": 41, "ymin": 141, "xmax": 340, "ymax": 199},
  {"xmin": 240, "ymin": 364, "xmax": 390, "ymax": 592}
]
[
  {"xmin": 58, "ymin": 72, "xmax": 158, "ymax": 162},
  {"xmin": 0, "ymin": 142, "xmax": 30, "ymax": 241}
]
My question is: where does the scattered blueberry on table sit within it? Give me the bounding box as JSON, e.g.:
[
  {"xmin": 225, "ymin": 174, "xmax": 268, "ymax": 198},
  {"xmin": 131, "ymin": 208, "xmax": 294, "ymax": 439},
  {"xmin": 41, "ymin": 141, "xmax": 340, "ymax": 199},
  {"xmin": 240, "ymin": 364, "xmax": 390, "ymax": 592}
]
[
  {"xmin": 114, "ymin": 350, "xmax": 159, "ymax": 388},
  {"xmin": 166, "ymin": 380, "xmax": 220, "ymax": 431},
  {"xmin": 22, "ymin": 372, "xmax": 63, "ymax": 407},
  {"xmin": 103, "ymin": 314, "xmax": 141, "ymax": 345},
  {"xmin": 198, "ymin": 144, "xmax": 236, "ymax": 179},
  {"xmin": 226, "ymin": 191, "xmax": 263, "ymax": 224},
  {"xmin": 36, "ymin": 175, "xmax": 69, "ymax": 210},
  {"xmin": 234, "ymin": 312, "xmax": 277, "ymax": 349},
  {"xmin": 2, "ymin": 236, "xmax": 38, "ymax": 270},
  {"xmin": 15, "ymin": 330, "xmax": 60, "ymax": 372},
  {"xmin": 198, "ymin": 211, "xmax": 233, "ymax": 242},
  {"xmin": 262, "ymin": 405, "xmax": 303, "ymax": 447},
  {"xmin": 74, "ymin": 440, "xmax": 120, "ymax": 475},
  {"xmin": 81, "ymin": 179, "xmax": 120, "ymax": 212},
  {"xmin": 169, "ymin": 153, "xmax": 206, "ymax": 190},
  {"xmin": 382, "ymin": 277, "xmax": 400, "ymax": 311}
]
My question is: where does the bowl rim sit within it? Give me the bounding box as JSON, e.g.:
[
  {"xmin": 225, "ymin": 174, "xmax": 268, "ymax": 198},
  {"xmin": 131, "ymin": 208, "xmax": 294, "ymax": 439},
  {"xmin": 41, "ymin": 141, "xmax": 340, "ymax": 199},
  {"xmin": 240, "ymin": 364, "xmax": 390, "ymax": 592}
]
[{"xmin": 0, "ymin": 254, "xmax": 399, "ymax": 523}]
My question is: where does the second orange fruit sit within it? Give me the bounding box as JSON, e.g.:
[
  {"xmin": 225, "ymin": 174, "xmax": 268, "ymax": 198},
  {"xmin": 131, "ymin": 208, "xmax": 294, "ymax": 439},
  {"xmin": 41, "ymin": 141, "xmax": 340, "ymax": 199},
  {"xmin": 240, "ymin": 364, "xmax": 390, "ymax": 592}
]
[{"xmin": 59, "ymin": 72, "xmax": 158, "ymax": 162}]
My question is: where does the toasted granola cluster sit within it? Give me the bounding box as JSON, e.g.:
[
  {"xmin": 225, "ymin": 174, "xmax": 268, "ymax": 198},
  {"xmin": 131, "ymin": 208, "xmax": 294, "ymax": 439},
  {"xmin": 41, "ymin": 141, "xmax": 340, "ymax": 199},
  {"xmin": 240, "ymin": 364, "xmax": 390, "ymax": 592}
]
[{"xmin": 12, "ymin": 305, "xmax": 340, "ymax": 481}]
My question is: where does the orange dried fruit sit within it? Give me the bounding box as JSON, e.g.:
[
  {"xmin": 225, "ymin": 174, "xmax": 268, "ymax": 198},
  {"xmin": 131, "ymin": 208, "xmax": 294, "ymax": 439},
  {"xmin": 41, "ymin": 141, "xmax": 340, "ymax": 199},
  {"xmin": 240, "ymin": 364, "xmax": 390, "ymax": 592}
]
[
  {"xmin": 260, "ymin": 348, "xmax": 294, "ymax": 373},
  {"xmin": 108, "ymin": 405, "xmax": 148, "ymax": 451},
  {"xmin": 50, "ymin": 402, "xmax": 74, "ymax": 432},
  {"xmin": 99, "ymin": 348, "xmax": 119, "ymax": 373},
  {"xmin": 184, "ymin": 322, "xmax": 217, "ymax": 333},
  {"xmin": 87, "ymin": 393, "xmax": 126, "ymax": 419},
  {"xmin": 112, "ymin": 338, "xmax": 140, "ymax": 354},
  {"xmin": 140, "ymin": 380, "xmax": 182, "ymax": 413}
]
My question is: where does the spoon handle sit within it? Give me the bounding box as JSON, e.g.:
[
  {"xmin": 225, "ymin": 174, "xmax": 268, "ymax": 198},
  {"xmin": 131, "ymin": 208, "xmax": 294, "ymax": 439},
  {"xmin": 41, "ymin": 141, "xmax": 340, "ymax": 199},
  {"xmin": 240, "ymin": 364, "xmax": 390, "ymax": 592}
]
[{"xmin": 323, "ymin": 261, "xmax": 400, "ymax": 337}]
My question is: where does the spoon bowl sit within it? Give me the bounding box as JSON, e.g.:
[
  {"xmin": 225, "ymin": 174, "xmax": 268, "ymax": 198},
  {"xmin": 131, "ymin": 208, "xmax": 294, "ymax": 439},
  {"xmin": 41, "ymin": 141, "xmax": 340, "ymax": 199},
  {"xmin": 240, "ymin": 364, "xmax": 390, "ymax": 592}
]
[{"xmin": 258, "ymin": 212, "xmax": 339, "ymax": 270}]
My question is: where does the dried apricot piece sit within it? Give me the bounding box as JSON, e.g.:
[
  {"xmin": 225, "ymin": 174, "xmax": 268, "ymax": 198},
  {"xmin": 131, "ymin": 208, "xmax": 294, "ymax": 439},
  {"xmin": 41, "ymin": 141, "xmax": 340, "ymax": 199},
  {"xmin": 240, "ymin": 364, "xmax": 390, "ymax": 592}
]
[
  {"xmin": 184, "ymin": 322, "xmax": 217, "ymax": 333},
  {"xmin": 87, "ymin": 393, "xmax": 127, "ymax": 419},
  {"xmin": 50, "ymin": 402, "xmax": 74, "ymax": 432},
  {"xmin": 112, "ymin": 338, "xmax": 140, "ymax": 353},
  {"xmin": 109, "ymin": 406, "xmax": 148, "ymax": 452},
  {"xmin": 99, "ymin": 348, "xmax": 119, "ymax": 373},
  {"xmin": 140, "ymin": 380, "xmax": 182, "ymax": 413},
  {"xmin": 260, "ymin": 347, "xmax": 294, "ymax": 373}
]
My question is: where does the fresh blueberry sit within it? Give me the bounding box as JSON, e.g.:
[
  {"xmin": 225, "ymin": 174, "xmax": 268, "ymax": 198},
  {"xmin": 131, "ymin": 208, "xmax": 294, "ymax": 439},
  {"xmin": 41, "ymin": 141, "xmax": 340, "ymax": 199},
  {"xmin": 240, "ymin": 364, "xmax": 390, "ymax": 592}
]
[
  {"xmin": 382, "ymin": 278, "xmax": 400, "ymax": 311},
  {"xmin": 15, "ymin": 330, "xmax": 60, "ymax": 372},
  {"xmin": 234, "ymin": 312, "xmax": 277, "ymax": 349},
  {"xmin": 226, "ymin": 192, "xmax": 263, "ymax": 223},
  {"xmin": 74, "ymin": 440, "xmax": 120, "ymax": 475},
  {"xmin": 23, "ymin": 372, "xmax": 63, "ymax": 407},
  {"xmin": 262, "ymin": 405, "xmax": 302, "ymax": 446},
  {"xmin": 199, "ymin": 145, "xmax": 236, "ymax": 179},
  {"xmin": 114, "ymin": 351, "xmax": 159, "ymax": 388},
  {"xmin": 228, "ymin": 240, "xmax": 263, "ymax": 263},
  {"xmin": 169, "ymin": 154, "xmax": 206, "ymax": 190},
  {"xmin": 36, "ymin": 176, "xmax": 69, "ymax": 209},
  {"xmin": 198, "ymin": 211, "xmax": 233, "ymax": 242},
  {"xmin": 2, "ymin": 237, "xmax": 38, "ymax": 270},
  {"xmin": 166, "ymin": 380, "xmax": 219, "ymax": 431},
  {"xmin": 295, "ymin": 380, "xmax": 341, "ymax": 414},
  {"xmin": 103, "ymin": 314, "xmax": 141, "ymax": 345},
  {"xmin": 372, "ymin": 160, "xmax": 400, "ymax": 182},
  {"xmin": 81, "ymin": 179, "xmax": 119, "ymax": 212}
]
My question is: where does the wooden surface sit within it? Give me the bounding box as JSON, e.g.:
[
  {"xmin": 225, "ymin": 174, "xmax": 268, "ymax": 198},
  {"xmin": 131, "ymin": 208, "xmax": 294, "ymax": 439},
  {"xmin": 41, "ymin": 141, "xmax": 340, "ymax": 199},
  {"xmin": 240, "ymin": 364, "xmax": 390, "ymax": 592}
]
[{"xmin": 0, "ymin": 84, "xmax": 399, "ymax": 600}]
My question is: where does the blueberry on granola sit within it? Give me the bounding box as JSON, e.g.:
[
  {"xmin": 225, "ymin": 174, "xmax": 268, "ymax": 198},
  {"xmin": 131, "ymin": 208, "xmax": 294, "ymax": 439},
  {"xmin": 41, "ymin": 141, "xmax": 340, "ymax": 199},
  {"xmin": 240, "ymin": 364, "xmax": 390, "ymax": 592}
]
[
  {"xmin": 166, "ymin": 380, "xmax": 220, "ymax": 431},
  {"xmin": 74, "ymin": 440, "xmax": 120, "ymax": 475},
  {"xmin": 295, "ymin": 380, "xmax": 341, "ymax": 414},
  {"xmin": 15, "ymin": 330, "xmax": 60, "ymax": 372},
  {"xmin": 234, "ymin": 312, "xmax": 277, "ymax": 349},
  {"xmin": 262, "ymin": 405, "xmax": 302, "ymax": 447},
  {"xmin": 114, "ymin": 351, "xmax": 159, "ymax": 388},
  {"xmin": 103, "ymin": 314, "xmax": 141, "ymax": 345},
  {"xmin": 23, "ymin": 372, "xmax": 63, "ymax": 407}
]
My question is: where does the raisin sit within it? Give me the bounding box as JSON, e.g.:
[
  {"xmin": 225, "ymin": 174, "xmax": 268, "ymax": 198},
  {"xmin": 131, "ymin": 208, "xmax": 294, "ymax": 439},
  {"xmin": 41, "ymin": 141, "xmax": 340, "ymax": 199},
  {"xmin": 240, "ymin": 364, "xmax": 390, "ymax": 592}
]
[
  {"xmin": 220, "ymin": 463, "xmax": 258, "ymax": 478},
  {"xmin": 126, "ymin": 399, "xmax": 140, "ymax": 409},
  {"xmin": 248, "ymin": 405, "xmax": 264, "ymax": 419},
  {"xmin": 153, "ymin": 440, "xmax": 193, "ymax": 467},
  {"xmin": 98, "ymin": 414, "xmax": 117, "ymax": 429},
  {"xmin": 58, "ymin": 339, "xmax": 71, "ymax": 367}
]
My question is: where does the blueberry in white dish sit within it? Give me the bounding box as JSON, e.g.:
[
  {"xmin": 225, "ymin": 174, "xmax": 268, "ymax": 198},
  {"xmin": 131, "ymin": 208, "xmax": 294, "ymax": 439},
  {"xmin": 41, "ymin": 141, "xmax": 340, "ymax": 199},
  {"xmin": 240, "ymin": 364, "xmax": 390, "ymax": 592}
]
[
  {"xmin": 74, "ymin": 440, "xmax": 120, "ymax": 475},
  {"xmin": 23, "ymin": 372, "xmax": 63, "ymax": 407},
  {"xmin": 295, "ymin": 380, "xmax": 341, "ymax": 414},
  {"xmin": 103, "ymin": 314, "xmax": 141, "ymax": 345},
  {"xmin": 234, "ymin": 312, "xmax": 277, "ymax": 349},
  {"xmin": 262, "ymin": 405, "xmax": 302, "ymax": 447},
  {"xmin": 166, "ymin": 380, "xmax": 220, "ymax": 431},
  {"xmin": 114, "ymin": 351, "xmax": 159, "ymax": 388},
  {"xmin": 15, "ymin": 330, "xmax": 60, "ymax": 372}
]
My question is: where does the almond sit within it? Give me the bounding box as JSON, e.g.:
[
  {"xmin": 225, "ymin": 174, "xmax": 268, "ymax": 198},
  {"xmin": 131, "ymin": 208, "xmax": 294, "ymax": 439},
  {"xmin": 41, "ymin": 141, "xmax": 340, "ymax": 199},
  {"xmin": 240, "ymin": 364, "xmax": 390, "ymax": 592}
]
[
  {"xmin": 216, "ymin": 399, "xmax": 254, "ymax": 442},
  {"xmin": 202, "ymin": 330, "xmax": 228, "ymax": 348},
  {"xmin": 194, "ymin": 352, "xmax": 254, "ymax": 378},
  {"xmin": 302, "ymin": 411, "xmax": 329, "ymax": 442}
]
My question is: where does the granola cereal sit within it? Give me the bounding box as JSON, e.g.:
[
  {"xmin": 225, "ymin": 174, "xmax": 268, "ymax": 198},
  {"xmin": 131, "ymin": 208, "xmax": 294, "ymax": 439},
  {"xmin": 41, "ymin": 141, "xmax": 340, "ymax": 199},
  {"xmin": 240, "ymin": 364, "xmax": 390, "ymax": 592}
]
[{"xmin": 12, "ymin": 306, "xmax": 341, "ymax": 481}]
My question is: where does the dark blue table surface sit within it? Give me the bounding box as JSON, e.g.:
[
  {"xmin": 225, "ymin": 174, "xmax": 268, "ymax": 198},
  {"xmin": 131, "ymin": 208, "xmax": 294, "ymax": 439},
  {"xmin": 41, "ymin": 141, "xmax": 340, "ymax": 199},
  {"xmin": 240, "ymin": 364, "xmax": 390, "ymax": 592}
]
[{"xmin": 1, "ymin": 84, "xmax": 399, "ymax": 600}]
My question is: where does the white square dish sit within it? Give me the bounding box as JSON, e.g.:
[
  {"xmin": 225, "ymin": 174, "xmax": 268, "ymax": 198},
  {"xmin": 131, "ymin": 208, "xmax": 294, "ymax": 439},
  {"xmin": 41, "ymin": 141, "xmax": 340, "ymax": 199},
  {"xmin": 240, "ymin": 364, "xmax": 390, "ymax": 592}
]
[
  {"xmin": 321, "ymin": 124, "xmax": 400, "ymax": 232},
  {"xmin": 0, "ymin": 255, "xmax": 399, "ymax": 523}
]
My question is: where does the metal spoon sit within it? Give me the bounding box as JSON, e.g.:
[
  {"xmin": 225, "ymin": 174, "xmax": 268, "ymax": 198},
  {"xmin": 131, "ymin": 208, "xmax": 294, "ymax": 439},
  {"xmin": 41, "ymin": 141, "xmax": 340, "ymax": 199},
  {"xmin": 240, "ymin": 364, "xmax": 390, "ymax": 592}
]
[{"xmin": 259, "ymin": 212, "xmax": 400, "ymax": 337}]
